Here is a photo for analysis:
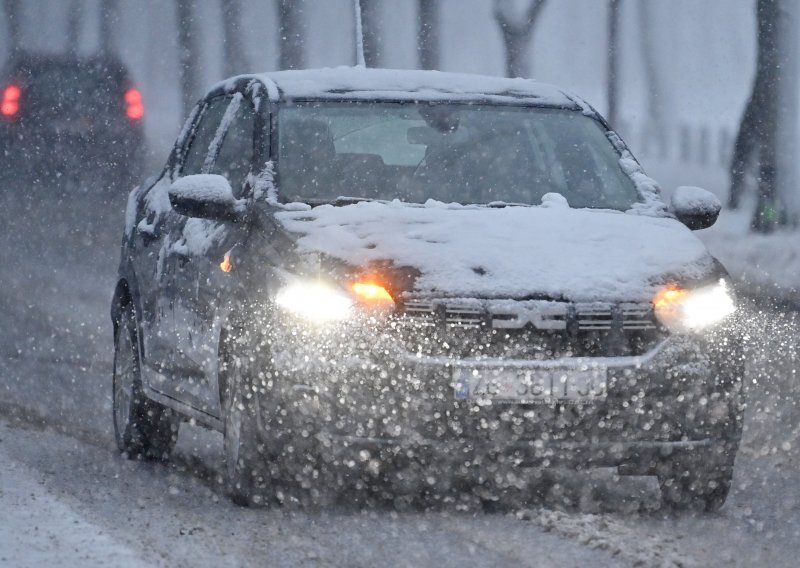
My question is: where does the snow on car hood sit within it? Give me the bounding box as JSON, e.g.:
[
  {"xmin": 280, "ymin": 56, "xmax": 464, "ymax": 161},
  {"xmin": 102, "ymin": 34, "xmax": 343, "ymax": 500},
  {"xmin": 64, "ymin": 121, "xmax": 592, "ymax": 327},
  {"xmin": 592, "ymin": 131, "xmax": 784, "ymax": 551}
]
[{"xmin": 275, "ymin": 200, "xmax": 715, "ymax": 302}]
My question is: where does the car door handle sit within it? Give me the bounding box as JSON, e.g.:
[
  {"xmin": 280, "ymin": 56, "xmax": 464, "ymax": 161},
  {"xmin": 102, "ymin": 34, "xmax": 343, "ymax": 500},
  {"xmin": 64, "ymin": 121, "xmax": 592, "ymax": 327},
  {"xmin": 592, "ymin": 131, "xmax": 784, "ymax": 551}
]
[
  {"xmin": 136, "ymin": 215, "xmax": 160, "ymax": 246},
  {"xmin": 167, "ymin": 240, "xmax": 193, "ymax": 267},
  {"xmin": 137, "ymin": 227, "xmax": 158, "ymax": 247}
]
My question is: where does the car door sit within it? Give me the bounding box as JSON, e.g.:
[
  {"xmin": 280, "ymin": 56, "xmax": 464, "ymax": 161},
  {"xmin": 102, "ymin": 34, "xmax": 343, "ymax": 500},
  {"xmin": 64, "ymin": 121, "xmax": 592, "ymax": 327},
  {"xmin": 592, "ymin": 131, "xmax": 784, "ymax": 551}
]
[
  {"xmin": 164, "ymin": 92, "xmax": 259, "ymax": 416},
  {"xmin": 136, "ymin": 96, "xmax": 230, "ymax": 395}
]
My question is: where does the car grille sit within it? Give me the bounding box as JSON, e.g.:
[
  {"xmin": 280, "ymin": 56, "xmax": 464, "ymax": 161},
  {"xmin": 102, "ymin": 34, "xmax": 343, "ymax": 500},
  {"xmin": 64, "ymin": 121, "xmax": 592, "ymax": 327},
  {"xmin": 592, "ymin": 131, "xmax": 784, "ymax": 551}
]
[{"xmin": 393, "ymin": 299, "xmax": 664, "ymax": 359}]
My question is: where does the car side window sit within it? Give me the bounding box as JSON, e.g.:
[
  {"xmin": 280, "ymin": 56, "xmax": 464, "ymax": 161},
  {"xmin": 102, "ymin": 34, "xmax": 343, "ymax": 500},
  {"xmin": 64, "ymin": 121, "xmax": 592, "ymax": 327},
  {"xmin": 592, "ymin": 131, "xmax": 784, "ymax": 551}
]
[
  {"xmin": 181, "ymin": 97, "xmax": 229, "ymax": 176},
  {"xmin": 209, "ymin": 99, "xmax": 256, "ymax": 197}
]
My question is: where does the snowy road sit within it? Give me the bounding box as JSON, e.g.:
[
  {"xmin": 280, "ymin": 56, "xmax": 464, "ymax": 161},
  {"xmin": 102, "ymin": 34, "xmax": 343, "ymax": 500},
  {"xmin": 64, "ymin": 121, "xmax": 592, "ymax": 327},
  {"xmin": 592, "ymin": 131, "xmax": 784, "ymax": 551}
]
[{"xmin": 1, "ymin": 187, "xmax": 799, "ymax": 567}]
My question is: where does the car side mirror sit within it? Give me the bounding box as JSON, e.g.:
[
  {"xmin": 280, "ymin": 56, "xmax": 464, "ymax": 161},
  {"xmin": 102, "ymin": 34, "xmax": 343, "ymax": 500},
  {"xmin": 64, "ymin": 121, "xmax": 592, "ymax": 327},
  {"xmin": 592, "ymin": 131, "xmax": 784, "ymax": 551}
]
[
  {"xmin": 670, "ymin": 186, "xmax": 721, "ymax": 230},
  {"xmin": 168, "ymin": 174, "xmax": 249, "ymax": 222}
]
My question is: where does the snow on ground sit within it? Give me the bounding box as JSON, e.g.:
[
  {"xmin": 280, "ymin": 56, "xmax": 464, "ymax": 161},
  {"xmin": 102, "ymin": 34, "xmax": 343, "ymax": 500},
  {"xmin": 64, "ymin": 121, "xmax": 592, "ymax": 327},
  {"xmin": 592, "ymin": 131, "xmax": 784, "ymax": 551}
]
[
  {"xmin": 1, "ymin": 177, "xmax": 800, "ymax": 566},
  {"xmin": 645, "ymin": 161, "xmax": 800, "ymax": 302},
  {"xmin": 0, "ymin": 418, "xmax": 628, "ymax": 568},
  {"xmin": 697, "ymin": 204, "xmax": 800, "ymax": 302},
  {"xmin": 0, "ymin": 422, "xmax": 154, "ymax": 568}
]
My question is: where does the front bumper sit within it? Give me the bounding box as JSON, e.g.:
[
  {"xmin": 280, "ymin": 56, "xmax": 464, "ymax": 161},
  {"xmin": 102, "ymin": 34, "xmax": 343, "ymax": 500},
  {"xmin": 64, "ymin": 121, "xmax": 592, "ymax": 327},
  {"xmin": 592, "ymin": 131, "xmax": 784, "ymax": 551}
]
[{"xmin": 264, "ymin": 325, "xmax": 743, "ymax": 473}]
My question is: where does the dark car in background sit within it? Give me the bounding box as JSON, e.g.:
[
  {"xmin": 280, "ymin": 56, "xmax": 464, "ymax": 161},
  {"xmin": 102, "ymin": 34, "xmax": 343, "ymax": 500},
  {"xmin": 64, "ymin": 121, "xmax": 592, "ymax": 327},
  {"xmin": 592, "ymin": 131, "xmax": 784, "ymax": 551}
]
[
  {"xmin": 111, "ymin": 68, "xmax": 743, "ymax": 512},
  {"xmin": 0, "ymin": 52, "xmax": 145, "ymax": 188}
]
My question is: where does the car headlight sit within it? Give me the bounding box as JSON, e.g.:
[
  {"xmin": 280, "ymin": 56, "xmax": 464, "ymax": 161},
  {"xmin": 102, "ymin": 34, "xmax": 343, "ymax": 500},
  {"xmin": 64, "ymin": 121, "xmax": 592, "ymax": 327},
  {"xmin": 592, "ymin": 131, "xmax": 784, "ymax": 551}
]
[
  {"xmin": 653, "ymin": 279, "xmax": 735, "ymax": 333},
  {"xmin": 276, "ymin": 281, "xmax": 354, "ymax": 323},
  {"xmin": 275, "ymin": 279, "xmax": 395, "ymax": 323}
]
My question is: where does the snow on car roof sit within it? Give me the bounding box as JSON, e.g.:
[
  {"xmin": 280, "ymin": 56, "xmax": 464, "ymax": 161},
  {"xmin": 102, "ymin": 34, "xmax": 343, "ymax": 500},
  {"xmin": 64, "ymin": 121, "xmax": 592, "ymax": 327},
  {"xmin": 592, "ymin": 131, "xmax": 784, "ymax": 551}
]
[{"xmin": 219, "ymin": 67, "xmax": 580, "ymax": 106}]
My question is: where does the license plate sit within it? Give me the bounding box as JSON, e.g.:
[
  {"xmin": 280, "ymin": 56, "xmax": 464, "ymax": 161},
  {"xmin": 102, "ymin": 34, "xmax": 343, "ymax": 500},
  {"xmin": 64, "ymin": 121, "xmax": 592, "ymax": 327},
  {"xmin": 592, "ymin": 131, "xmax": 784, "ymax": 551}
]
[
  {"xmin": 453, "ymin": 367, "xmax": 607, "ymax": 403},
  {"xmin": 53, "ymin": 116, "xmax": 93, "ymax": 134}
]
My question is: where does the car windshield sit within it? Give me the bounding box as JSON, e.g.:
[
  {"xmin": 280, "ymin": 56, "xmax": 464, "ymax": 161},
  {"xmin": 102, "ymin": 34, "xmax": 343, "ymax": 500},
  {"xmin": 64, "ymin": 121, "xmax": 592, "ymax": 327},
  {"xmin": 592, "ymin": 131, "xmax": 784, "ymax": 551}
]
[{"xmin": 277, "ymin": 102, "xmax": 640, "ymax": 209}]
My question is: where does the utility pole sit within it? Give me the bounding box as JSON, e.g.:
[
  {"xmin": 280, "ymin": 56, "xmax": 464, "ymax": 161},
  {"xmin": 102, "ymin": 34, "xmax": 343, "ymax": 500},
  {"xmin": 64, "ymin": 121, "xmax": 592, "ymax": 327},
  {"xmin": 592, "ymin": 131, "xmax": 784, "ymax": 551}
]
[
  {"xmin": 354, "ymin": 0, "xmax": 365, "ymax": 67},
  {"xmin": 66, "ymin": 0, "xmax": 84, "ymax": 56},
  {"xmin": 99, "ymin": 0, "xmax": 119, "ymax": 56},
  {"xmin": 176, "ymin": 0, "xmax": 199, "ymax": 120},
  {"xmin": 357, "ymin": 0, "xmax": 381, "ymax": 67},
  {"xmin": 222, "ymin": 0, "xmax": 248, "ymax": 75},
  {"xmin": 606, "ymin": 0, "xmax": 622, "ymax": 126},
  {"xmin": 278, "ymin": 0, "xmax": 305, "ymax": 70},
  {"xmin": 417, "ymin": 0, "xmax": 439, "ymax": 70}
]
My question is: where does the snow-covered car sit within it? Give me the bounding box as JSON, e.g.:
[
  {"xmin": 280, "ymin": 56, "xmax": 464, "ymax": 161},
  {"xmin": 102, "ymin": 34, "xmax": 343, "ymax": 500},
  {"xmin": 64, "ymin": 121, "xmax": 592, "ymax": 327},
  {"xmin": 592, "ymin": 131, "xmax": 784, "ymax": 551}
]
[
  {"xmin": 111, "ymin": 68, "xmax": 743, "ymax": 511},
  {"xmin": 0, "ymin": 52, "xmax": 145, "ymax": 186}
]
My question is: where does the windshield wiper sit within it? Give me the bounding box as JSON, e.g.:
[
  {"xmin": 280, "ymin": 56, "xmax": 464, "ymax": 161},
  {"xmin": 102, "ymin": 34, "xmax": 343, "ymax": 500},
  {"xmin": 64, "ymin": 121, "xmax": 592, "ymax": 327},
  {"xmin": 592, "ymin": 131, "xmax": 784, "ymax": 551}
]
[
  {"xmin": 486, "ymin": 201, "xmax": 531, "ymax": 208},
  {"xmin": 302, "ymin": 196, "xmax": 375, "ymax": 207}
]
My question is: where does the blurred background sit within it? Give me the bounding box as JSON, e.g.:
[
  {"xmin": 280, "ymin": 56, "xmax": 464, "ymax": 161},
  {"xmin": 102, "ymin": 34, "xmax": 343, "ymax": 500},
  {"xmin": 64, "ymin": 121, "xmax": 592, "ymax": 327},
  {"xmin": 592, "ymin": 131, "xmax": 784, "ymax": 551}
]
[
  {"xmin": 0, "ymin": 0, "xmax": 761, "ymax": 190},
  {"xmin": 1, "ymin": 6, "xmax": 799, "ymax": 563},
  {"xmin": 0, "ymin": 0, "xmax": 797, "ymax": 294}
]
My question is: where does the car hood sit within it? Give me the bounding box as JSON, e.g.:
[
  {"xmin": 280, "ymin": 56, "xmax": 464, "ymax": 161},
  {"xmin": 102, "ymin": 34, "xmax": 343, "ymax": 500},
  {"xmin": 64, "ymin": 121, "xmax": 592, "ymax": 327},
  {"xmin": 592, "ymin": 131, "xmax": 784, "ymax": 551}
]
[{"xmin": 274, "ymin": 200, "xmax": 717, "ymax": 302}]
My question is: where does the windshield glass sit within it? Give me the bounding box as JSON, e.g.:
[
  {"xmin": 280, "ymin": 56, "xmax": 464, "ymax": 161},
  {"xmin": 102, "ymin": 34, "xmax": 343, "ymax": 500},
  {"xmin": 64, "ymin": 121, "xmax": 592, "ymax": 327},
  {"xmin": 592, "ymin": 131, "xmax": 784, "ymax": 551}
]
[{"xmin": 277, "ymin": 102, "xmax": 640, "ymax": 209}]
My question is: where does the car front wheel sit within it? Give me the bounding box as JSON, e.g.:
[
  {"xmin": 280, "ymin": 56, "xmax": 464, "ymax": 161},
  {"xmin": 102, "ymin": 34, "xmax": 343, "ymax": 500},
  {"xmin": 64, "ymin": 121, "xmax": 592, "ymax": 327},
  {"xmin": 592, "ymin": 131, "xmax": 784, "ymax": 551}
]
[
  {"xmin": 658, "ymin": 402, "xmax": 741, "ymax": 512},
  {"xmin": 220, "ymin": 331, "xmax": 275, "ymax": 506},
  {"xmin": 657, "ymin": 446, "xmax": 736, "ymax": 512}
]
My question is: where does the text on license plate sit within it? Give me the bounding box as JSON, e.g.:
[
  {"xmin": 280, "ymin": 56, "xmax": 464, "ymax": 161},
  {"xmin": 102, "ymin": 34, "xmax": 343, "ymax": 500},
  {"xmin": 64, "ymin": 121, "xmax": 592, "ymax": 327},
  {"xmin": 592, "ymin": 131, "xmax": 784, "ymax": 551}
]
[{"xmin": 453, "ymin": 367, "xmax": 607, "ymax": 402}]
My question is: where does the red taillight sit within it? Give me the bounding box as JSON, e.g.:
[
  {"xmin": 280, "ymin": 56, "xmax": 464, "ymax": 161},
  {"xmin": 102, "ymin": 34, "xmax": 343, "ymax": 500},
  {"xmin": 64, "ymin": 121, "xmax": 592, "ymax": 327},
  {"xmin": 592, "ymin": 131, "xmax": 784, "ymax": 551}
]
[
  {"xmin": 124, "ymin": 88, "xmax": 144, "ymax": 120},
  {"xmin": 1, "ymin": 85, "xmax": 21, "ymax": 117}
]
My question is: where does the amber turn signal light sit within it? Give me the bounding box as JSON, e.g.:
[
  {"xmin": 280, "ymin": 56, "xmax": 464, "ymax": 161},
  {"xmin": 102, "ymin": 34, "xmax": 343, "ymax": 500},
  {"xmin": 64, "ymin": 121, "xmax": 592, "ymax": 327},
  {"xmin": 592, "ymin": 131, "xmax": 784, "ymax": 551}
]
[
  {"xmin": 653, "ymin": 285, "xmax": 688, "ymax": 310},
  {"xmin": 219, "ymin": 253, "xmax": 233, "ymax": 273},
  {"xmin": 350, "ymin": 282, "xmax": 394, "ymax": 307}
]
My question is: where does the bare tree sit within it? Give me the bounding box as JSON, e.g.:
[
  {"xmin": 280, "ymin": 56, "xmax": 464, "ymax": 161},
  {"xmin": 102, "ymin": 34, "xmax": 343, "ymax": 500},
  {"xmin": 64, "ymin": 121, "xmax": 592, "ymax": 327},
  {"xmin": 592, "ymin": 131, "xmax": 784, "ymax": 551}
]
[
  {"xmin": 636, "ymin": 0, "xmax": 670, "ymax": 160},
  {"xmin": 493, "ymin": 0, "xmax": 548, "ymax": 78},
  {"xmin": 744, "ymin": 0, "xmax": 799, "ymax": 230},
  {"xmin": 221, "ymin": 0, "xmax": 248, "ymax": 75},
  {"xmin": 728, "ymin": 0, "xmax": 794, "ymax": 232},
  {"xmin": 749, "ymin": 0, "xmax": 781, "ymax": 231},
  {"xmin": 728, "ymin": 73, "xmax": 764, "ymax": 210},
  {"xmin": 775, "ymin": 0, "xmax": 799, "ymax": 225},
  {"xmin": 98, "ymin": 0, "xmax": 119, "ymax": 56},
  {"xmin": 354, "ymin": 0, "xmax": 365, "ymax": 66},
  {"xmin": 637, "ymin": 0, "xmax": 664, "ymax": 129},
  {"xmin": 417, "ymin": 0, "xmax": 439, "ymax": 70},
  {"xmin": 606, "ymin": 0, "xmax": 622, "ymax": 126},
  {"xmin": 176, "ymin": 0, "xmax": 200, "ymax": 120},
  {"xmin": 277, "ymin": 0, "xmax": 305, "ymax": 70},
  {"xmin": 358, "ymin": 0, "xmax": 381, "ymax": 67},
  {"xmin": 3, "ymin": 0, "xmax": 21, "ymax": 55},
  {"xmin": 66, "ymin": 0, "xmax": 84, "ymax": 56}
]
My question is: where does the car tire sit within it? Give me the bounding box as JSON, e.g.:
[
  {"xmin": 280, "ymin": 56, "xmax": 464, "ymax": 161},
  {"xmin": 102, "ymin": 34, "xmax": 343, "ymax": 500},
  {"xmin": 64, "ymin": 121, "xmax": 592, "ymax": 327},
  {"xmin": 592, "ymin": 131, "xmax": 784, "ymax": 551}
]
[
  {"xmin": 657, "ymin": 446, "xmax": 736, "ymax": 512},
  {"xmin": 659, "ymin": 363, "xmax": 743, "ymax": 513},
  {"xmin": 113, "ymin": 303, "xmax": 178, "ymax": 460},
  {"xmin": 658, "ymin": 405, "xmax": 741, "ymax": 512},
  {"xmin": 220, "ymin": 331, "xmax": 275, "ymax": 507}
]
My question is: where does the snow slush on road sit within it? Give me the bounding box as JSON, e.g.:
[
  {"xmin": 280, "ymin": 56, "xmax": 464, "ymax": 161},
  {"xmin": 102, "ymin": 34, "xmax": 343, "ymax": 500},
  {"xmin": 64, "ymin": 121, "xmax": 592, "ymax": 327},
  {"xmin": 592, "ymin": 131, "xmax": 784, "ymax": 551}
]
[{"xmin": 112, "ymin": 67, "xmax": 744, "ymax": 511}]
